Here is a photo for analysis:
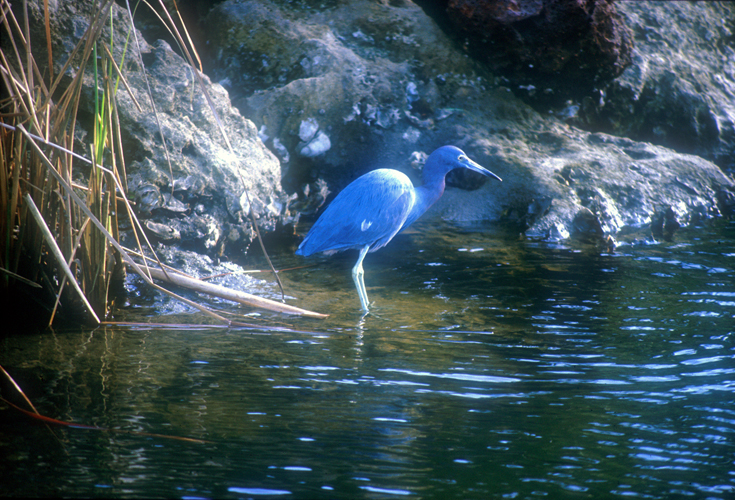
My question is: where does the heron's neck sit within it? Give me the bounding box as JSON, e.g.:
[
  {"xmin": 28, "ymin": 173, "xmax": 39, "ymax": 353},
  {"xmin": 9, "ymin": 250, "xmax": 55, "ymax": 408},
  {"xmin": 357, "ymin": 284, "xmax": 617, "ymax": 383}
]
[
  {"xmin": 416, "ymin": 178, "xmax": 446, "ymax": 211},
  {"xmin": 402, "ymin": 178, "xmax": 446, "ymax": 230}
]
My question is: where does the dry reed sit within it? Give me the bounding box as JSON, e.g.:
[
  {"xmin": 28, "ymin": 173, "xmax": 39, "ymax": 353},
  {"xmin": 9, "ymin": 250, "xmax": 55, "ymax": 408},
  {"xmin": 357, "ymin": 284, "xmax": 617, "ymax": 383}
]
[
  {"xmin": 0, "ymin": 0, "xmax": 326, "ymax": 327},
  {"xmin": 0, "ymin": 0, "xmax": 128, "ymax": 325}
]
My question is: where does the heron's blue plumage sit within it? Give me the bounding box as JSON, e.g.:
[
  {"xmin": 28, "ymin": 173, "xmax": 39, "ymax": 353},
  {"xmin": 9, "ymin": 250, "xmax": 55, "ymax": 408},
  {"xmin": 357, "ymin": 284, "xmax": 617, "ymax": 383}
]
[
  {"xmin": 296, "ymin": 169, "xmax": 415, "ymax": 256},
  {"xmin": 296, "ymin": 145, "xmax": 501, "ymax": 311}
]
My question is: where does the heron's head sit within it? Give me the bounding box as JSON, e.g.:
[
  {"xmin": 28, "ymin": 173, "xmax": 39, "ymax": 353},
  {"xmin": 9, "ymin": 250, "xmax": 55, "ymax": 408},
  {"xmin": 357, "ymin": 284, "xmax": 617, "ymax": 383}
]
[{"xmin": 426, "ymin": 145, "xmax": 502, "ymax": 183}]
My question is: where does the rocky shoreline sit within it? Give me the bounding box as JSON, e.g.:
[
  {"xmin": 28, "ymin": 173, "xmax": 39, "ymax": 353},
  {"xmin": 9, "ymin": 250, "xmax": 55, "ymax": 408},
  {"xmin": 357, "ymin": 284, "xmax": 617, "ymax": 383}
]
[{"xmin": 20, "ymin": 0, "xmax": 735, "ymax": 259}]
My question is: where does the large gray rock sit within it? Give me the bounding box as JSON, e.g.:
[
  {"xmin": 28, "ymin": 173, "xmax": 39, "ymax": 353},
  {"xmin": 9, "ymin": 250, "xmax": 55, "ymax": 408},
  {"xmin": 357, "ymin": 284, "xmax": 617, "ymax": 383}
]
[
  {"xmin": 21, "ymin": 0, "xmax": 287, "ymax": 257},
  {"xmin": 116, "ymin": 37, "xmax": 286, "ymax": 256},
  {"xmin": 205, "ymin": 0, "xmax": 478, "ymax": 180},
  {"xmin": 581, "ymin": 1, "xmax": 735, "ymax": 173},
  {"xmin": 205, "ymin": 0, "xmax": 734, "ymax": 244}
]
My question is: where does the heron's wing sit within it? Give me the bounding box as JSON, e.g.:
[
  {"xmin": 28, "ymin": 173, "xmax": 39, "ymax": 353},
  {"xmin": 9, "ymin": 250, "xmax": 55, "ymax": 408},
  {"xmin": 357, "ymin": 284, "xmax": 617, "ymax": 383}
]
[
  {"xmin": 352, "ymin": 182, "xmax": 414, "ymax": 252},
  {"xmin": 297, "ymin": 170, "xmax": 415, "ymax": 255}
]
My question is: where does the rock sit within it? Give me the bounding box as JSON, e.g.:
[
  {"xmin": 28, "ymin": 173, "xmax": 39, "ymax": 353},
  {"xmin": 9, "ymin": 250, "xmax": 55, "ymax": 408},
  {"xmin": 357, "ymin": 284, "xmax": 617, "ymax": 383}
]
[
  {"xmin": 115, "ymin": 35, "xmax": 288, "ymax": 256},
  {"xmin": 445, "ymin": 0, "xmax": 634, "ymax": 107},
  {"xmin": 202, "ymin": 0, "xmax": 734, "ymax": 245},
  {"xmin": 578, "ymin": 1, "xmax": 735, "ymax": 173},
  {"xmin": 204, "ymin": 0, "xmax": 479, "ymax": 188},
  {"xmin": 430, "ymin": 124, "xmax": 735, "ymax": 244},
  {"xmin": 20, "ymin": 0, "xmax": 288, "ymax": 258},
  {"xmin": 145, "ymin": 221, "xmax": 181, "ymax": 244},
  {"xmin": 650, "ymin": 206, "xmax": 682, "ymax": 242},
  {"xmin": 125, "ymin": 245, "xmax": 283, "ymax": 312},
  {"xmin": 25, "ymin": 0, "xmax": 735, "ymax": 259}
]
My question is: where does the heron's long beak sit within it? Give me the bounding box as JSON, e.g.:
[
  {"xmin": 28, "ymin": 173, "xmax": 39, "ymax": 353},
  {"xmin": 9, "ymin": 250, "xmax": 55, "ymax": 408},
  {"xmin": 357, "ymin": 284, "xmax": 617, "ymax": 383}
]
[{"xmin": 463, "ymin": 157, "xmax": 502, "ymax": 182}]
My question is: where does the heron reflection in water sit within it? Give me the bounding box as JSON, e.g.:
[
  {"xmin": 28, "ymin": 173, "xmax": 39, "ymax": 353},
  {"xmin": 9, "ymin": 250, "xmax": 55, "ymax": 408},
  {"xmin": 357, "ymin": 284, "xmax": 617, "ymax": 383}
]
[{"xmin": 296, "ymin": 145, "xmax": 502, "ymax": 311}]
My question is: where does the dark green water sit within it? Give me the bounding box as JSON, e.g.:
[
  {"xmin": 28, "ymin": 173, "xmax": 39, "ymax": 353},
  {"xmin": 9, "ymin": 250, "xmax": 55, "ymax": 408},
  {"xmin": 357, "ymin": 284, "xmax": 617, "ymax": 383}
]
[{"xmin": 1, "ymin": 220, "xmax": 734, "ymax": 499}]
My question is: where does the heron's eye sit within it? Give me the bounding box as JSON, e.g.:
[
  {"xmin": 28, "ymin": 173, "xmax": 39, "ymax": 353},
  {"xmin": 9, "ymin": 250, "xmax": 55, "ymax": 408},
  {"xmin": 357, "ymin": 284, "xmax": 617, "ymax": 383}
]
[{"xmin": 458, "ymin": 155, "xmax": 466, "ymax": 161}]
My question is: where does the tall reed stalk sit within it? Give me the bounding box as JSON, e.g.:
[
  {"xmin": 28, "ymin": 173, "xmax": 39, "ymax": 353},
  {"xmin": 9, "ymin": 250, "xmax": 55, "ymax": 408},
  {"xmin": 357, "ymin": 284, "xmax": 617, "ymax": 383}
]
[
  {"xmin": 1, "ymin": 0, "xmax": 322, "ymax": 326},
  {"xmin": 0, "ymin": 0, "xmax": 127, "ymax": 325}
]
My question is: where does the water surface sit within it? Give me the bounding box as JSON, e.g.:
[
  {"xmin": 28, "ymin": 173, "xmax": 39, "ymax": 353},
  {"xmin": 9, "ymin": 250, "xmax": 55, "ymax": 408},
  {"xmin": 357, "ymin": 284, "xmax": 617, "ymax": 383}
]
[{"xmin": 1, "ymin": 220, "xmax": 733, "ymax": 498}]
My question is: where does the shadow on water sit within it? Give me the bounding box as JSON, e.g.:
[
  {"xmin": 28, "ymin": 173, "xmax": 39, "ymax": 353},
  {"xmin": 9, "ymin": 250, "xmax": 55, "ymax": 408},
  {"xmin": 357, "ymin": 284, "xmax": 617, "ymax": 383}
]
[{"xmin": 1, "ymin": 220, "xmax": 734, "ymax": 498}]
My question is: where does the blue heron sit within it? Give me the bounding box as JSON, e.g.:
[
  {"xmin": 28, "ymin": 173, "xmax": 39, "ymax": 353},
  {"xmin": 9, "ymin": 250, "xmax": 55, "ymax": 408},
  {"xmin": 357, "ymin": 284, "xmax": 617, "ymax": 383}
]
[{"xmin": 296, "ymin": 145, "xmax": 502, "ymax": 311}]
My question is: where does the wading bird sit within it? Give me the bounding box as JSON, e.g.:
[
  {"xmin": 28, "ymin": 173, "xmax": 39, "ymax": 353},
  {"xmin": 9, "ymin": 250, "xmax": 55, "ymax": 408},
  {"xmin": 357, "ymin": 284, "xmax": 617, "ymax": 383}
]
[{"xmin": 296, "ymin": 145, "xmax": 502, "ymax": 311}]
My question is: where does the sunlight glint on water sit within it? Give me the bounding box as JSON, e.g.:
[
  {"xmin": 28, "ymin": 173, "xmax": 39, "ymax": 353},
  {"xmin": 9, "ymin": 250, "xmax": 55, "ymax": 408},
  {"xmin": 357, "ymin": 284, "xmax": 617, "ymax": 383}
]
[{"xmin": 1, "ymin": 221, "xmax": 733, "ymax": 498}]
